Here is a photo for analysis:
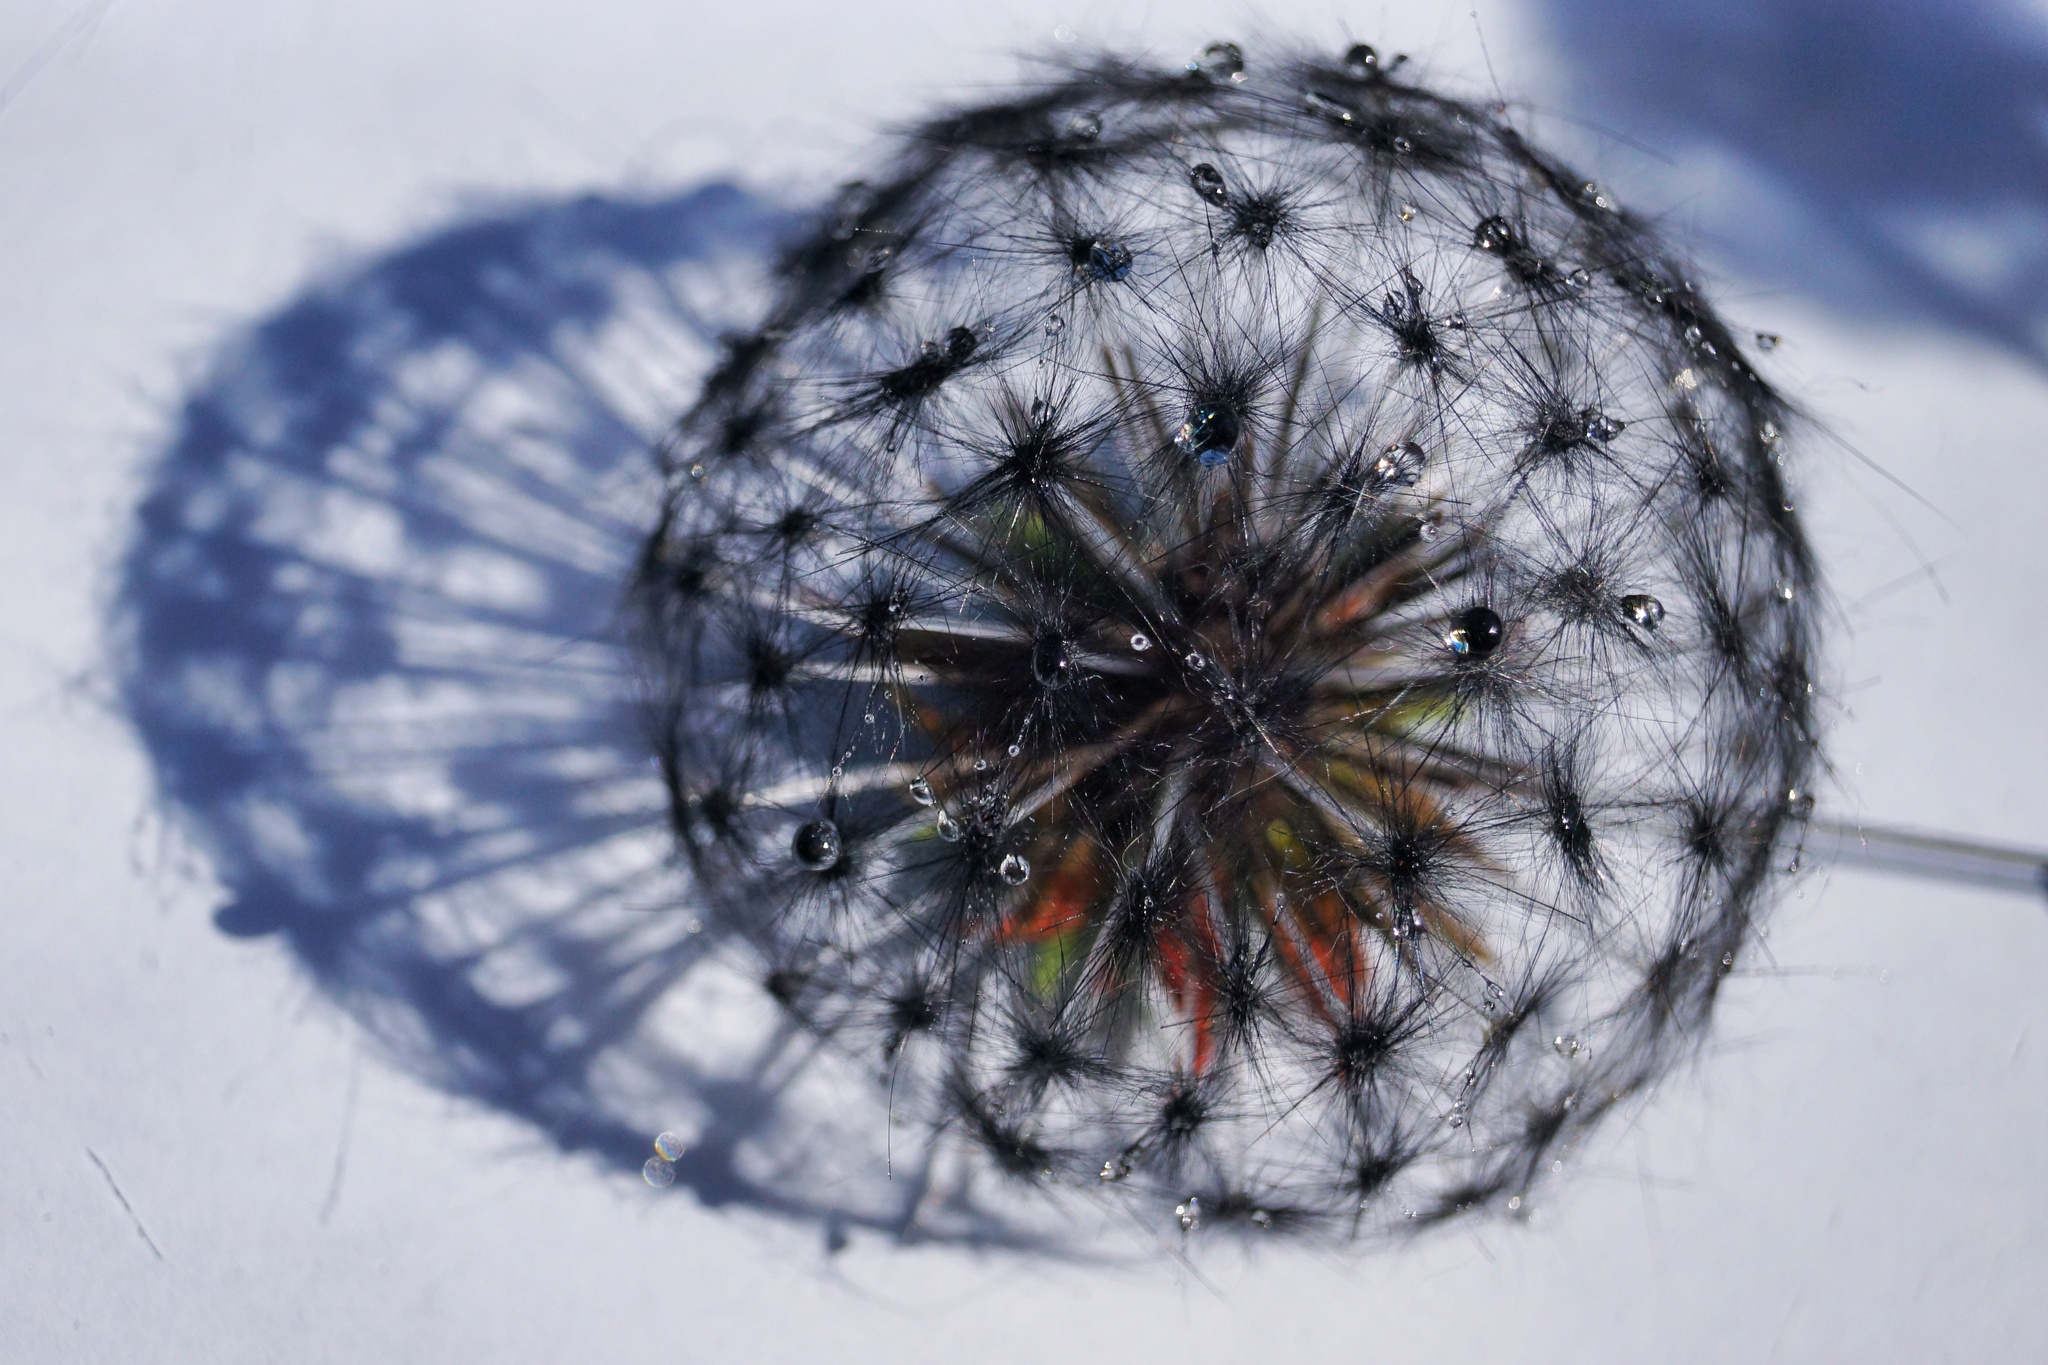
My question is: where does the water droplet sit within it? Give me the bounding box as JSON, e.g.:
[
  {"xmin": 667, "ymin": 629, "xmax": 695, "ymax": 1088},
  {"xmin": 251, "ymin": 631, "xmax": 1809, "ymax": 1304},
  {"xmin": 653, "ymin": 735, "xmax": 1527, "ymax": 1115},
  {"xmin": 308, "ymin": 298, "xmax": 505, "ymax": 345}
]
[
  {"xmin": 1444, "ymin": 605, "xmax": 1504, "ymax": 659},
  {"xmin": 1188, "ymin": 162, "xmax": 1228, "ymax": 205},
  {"xmin": 1184, "ymin": 650, "xmax": 1208, "ymax": 671},
  {"xmin": 1176, "ymin": 1195, "xmax": 1203, "ymax": 1231},
  {"xmin": 1304, "ymin": 90, "xmax": 1356, "ymax": 126},
  {"xmin": 1568, "ymin": 267, "xmax": 1592, "ymax": 290},
  {"xmin": 1682, "ymin": 324, "xmax": 1704, "ymax": 347},
  {"xmin": 973, "ymin": 757, "xmax": 989, "ymax": 772},
  {"xmin": 1621, "ymin": 594, "xmax": 1664, "ymax": 630},
  {"xmin": 1371, "ymin": 440, "xmax": 1425, "ymax": 490},
  {"xmin": 1755, "ymin": 331, "xmax": 1781, "ymax": 352},
  {"xmin": 1473, "ymin": 215, "xmax": 1518, "ymax": 253},
  {"xmin": 1583, "ymin": 411, "xmax": 1625, "ymax": 443},
  {"xmin": 1064, "ymin": 111, "xmax": 1102, "ymax": 141},
  {"xmin": 1775, "ymin": 582, "xmax": 1796, "ymax": 603},
  {"xmin": 688, "ymin": 463, "xmax": 706, "ymax": 480},
  {"xmin": 791, "ymin": 818, "xmax": 843, "ymax": 871},
  {"xmin": 830, "ymin": 763, "xmax": 844, "ymax": 779},
  {"xmin": 1006, "ymin": 743, "xmax": 1021, "ymax": 757},
  {"xmin": 1447, "ymin": 1104, "xmax": 1467, "ymax": 1129},
  {"xmin": 1398, "ymin": 202, "xmax": 1419, "ymax": 222},
  {"xmin": 1085, "ymin": 239, "xmax": 1134, "ymax": 281},
  {"xmin": 935, "ymin": 809, "xmax": 962, "ymax": 842},
  {"xmin": 998, "ymin": 853, "xmax": 1031, "ymax": 886},
  {"xmin": 1582, "ymin": 181, "xmax": 1616, "ymax": 211},
  {"xmin": 1250, "ymin": 1208, "xmax": 1273, "ymax": 1229},
  {"xmin": 1194, "ymin": 42, "xmax": 1245, "ymax": 81},
  {"xmin": 1507, "ymin": 1195, "xmax": 1524, "ymax": 1212},
  {"xmin": 1417, "ymin": 519, "xmax": 1440, "ymax": 543},
  {"xmin": 653, "ymin": 1131, "xmax": 687, "ymax": 1161},
  {"xmin": 1759, "ymin": 419, "xmax": 1780, "ymax": 443},
  {"xmin": 1391, "ymin": 135, "xmax": 1413, "ymax": 155},
  {"xmin": 1100, "ymin": 1155, "xmax": 1132, "ymax": 1183},
  {"xmin": 643, "ymin": 1156, "xmax": 676, "ymax": 1188},
  {"xmin": 1044, "ymin": 313, "xmax": 1066, "ymax": 339},
  {"xmin": 1175, "ymin": 404, "xmax": 1242, "ymax": 466},
  {"xmin": 1129, "ymin": 632, "xmax": 1152, "ymax": 652},
  {"xmin": 1552, "ymin": 1034, "xmax": 1583, "ymax": 1059},
  {"xmin": 908, "ymin": 776, "xmax": 935, "ymax": 806},
  {"xmin": 861, "ymin": 710, "xmax": 875, "ymax": 724},
  {"xmin": 1053, "ymin": 23, "xmax": 1076, "ymax": 43},
  {"xmin": 1031, "ymin": 633, "xmax": 1075, "ymax": 688},
  {"xmin": 1344, "ymin": 42, "xmax": 1380, "ymax": 76},
  {"xmin": 1447, "ymin": 309, "xmax": 1469, "ymax": 329}
]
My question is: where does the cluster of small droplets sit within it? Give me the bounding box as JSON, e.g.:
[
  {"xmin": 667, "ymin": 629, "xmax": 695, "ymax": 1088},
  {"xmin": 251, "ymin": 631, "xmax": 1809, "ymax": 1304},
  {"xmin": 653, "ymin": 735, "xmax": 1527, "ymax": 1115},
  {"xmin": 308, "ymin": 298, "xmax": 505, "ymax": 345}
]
[
  {"xmin": 642, "ymin": 1131, "xmax": 687, "ymax": 1188},
  {"xmin": 634, "ymin": 37, "xmax": 1817, "ymax": 1245}
]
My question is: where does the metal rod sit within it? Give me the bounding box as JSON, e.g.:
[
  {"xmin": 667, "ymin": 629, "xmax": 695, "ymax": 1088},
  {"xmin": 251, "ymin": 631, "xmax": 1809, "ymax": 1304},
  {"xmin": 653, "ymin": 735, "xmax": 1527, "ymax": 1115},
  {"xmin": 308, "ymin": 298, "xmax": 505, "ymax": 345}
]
[{"xmin": 1804, "ymin": 817, "xmax": 2048, "ymax": 902}]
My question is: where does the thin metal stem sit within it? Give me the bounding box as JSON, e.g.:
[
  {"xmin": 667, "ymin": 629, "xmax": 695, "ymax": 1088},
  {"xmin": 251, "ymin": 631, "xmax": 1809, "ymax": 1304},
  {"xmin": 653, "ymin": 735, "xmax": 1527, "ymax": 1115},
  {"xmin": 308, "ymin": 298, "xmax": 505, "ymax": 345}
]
[{"xmin": 1805, "ymin": 817, "xmax": 2048, "ymax": 904}]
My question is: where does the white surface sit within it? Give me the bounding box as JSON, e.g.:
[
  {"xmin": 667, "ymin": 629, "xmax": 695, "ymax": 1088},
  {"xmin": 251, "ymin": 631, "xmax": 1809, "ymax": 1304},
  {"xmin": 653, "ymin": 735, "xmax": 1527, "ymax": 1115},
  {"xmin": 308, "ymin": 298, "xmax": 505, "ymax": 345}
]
[{"xmin": 3, "ymin": 2, "xmax": 2044, "ymax": 1361}]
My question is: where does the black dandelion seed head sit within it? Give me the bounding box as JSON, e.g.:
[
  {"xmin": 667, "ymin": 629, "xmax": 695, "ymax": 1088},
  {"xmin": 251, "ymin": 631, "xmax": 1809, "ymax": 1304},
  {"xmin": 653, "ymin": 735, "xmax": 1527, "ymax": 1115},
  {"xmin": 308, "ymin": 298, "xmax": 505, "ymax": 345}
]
[
  {"xmin": 662, "ymin": 537, "xmax": 719, "ymax": 597},
  {"xmin": 635, "ymin": 36, "xmax": 1819, "ymax": 1247},
  {"xmin": 1227, "ymin": 190, "xmax": 1293, "ymax": 250},
  {"xmin": 885, "ymin": 982, "xmax": 944, "ymax": 1045},
  {"xmin": 1158, "ymin": 1083, "xmax": 1207, "ymax": 1135}
]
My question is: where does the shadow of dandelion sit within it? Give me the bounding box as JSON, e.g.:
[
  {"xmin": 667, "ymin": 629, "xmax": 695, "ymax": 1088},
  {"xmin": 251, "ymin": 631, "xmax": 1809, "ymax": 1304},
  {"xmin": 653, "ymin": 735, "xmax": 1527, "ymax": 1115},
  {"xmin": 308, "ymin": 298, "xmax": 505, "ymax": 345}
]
[
  {"xmin": 1546, "ymin": 0, "xmax": 2048, "ymax": 367},
  {"xmin": 116, "ymin": 183, "xmax": 1054, "ymax": 1247}
]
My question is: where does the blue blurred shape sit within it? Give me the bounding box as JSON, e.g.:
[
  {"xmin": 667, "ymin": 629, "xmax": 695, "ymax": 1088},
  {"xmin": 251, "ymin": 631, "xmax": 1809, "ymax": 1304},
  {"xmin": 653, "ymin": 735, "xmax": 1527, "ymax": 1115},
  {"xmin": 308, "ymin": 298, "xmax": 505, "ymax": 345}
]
[
  {"xmin": 1547, "ymin": 0, "xmax": 2048, "ymax": 364},
  {"xmin": 113, "ymin": 183, "xmax": 1003, "ymax": 1238}
]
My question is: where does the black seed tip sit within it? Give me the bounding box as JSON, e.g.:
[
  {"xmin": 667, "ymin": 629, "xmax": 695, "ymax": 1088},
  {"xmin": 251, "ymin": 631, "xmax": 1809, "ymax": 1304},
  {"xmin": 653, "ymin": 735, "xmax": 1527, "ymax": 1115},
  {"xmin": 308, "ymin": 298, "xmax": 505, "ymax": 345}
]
[
  {"xmin": 1229, "ymin": 193, "xmax": 1288, "ymax": 249},
  {"xmin": 764, "ymin": 968, "xmax": 808, "ymax": 1006}
]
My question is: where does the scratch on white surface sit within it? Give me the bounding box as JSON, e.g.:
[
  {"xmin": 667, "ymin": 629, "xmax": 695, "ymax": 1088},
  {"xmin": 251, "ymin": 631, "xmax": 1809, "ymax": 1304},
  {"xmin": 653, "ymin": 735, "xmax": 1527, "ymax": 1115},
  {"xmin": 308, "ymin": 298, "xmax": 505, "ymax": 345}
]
[
  {"xmin": 0, "ymin": 0, "xmax": 115, "ymax": 122},
  {"xmin": 84, "ymin": 1146, "xmax": 166, "ymax": 1265},
  {"xmin": 319, "ymin": 1051, "xmax": 362, "ymax": 1226}
]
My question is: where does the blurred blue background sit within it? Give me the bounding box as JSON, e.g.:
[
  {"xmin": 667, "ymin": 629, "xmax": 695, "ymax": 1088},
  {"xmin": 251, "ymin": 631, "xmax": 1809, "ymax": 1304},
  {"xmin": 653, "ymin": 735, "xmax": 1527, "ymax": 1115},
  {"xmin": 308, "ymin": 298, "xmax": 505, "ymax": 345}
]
[{"xmin": 1548, "ymin": 0, "xmax": 2048, "ymax": 366}]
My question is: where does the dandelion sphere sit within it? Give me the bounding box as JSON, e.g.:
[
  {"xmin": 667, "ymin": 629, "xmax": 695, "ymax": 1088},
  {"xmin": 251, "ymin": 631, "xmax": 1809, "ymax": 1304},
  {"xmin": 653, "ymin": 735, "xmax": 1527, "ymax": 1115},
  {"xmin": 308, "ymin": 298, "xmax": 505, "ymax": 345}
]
[{"xmin": 634, "ymin": 41, "xmax": 1818, "ymax": 1239}]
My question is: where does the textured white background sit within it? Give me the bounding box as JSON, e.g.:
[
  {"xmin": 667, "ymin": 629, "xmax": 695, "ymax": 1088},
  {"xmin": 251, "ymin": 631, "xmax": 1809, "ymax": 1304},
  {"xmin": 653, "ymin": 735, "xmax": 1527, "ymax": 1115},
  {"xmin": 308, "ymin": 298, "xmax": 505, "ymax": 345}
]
[{"xmin": 3, "ymin": 1, "xmax": 2044, "ymax": 1360}]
